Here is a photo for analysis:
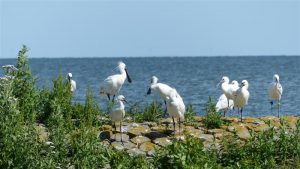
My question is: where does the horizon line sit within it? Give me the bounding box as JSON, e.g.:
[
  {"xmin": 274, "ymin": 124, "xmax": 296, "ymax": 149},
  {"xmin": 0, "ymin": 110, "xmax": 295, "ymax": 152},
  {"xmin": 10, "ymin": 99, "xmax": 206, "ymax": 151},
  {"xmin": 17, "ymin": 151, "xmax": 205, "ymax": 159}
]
[{"xmin": 0, "ymin": 55, "xmax": 300, "ymax": 59}]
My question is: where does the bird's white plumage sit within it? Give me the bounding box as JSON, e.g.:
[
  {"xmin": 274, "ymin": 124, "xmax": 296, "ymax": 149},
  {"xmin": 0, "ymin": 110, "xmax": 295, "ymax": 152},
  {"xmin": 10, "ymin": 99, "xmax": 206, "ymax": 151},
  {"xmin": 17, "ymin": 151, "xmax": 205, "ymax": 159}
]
[
  {"xmin": 234, "ymin": 80, "xmax": 250, "ymax": 108},
  {"xmin": 216, "ymin": 94, "xmax": 234, "ymax": 112},
  {"xmin": 67, "ymin": 73, "xmax": 76, "ymax": 92},
  {"xmin": 110, "ymin": 95, "xmax": 126, "ymax": 122},
  {"xmin": 268, "ymin": 74, "xmax": 283, "ymax": 101},
  {"xmin": 70, "ymin": 79, "xmax": 76, "ymax": 92},
  {"xmin": 100, "ymin": 62, "xmax": 129, "ymax": 97},
  {"xmin": 220, "ymin": 76, "xmax": 239, "ymax": 100},
  {"xmin": 166, "ymin": 89, "xmax": 185, "ymax": 121},
  {"xmin": 148, "ymin": 76, "xmax": 174, "ymax": 100}
]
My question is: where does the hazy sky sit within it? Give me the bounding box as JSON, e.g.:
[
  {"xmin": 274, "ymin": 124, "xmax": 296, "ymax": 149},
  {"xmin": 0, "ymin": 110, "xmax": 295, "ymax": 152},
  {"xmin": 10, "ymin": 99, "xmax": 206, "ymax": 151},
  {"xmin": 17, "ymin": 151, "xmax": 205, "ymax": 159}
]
[{"xmin": 0, "ymin": 0, "xmax": 299, "ymax": 58}]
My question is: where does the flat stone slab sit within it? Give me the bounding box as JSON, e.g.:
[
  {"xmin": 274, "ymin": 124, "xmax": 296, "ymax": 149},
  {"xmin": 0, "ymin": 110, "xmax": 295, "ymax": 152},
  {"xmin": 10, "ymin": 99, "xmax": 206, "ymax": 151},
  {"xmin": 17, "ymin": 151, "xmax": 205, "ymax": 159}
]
[
  {"xmin": 111, "ymin": 133, "xmax": 130, "ymax": 142},
  {"xmin": 131, "ymin": 136, "xmax": 151, "ymax": 144},
  {"xmin": 127, "ymin": 148, "xmax": 146, "ymax": 156},
  {"xmin": 111, "ymin": 141, "xmax": 136, "ymax": 150},
  {"xmin": 139, "ymin": 142, "xmax": 156, "ymax": 152},
  {"xmin": 153, "ymin": 137, "xmax": 172, "ymax": 147},
  {"xmin": 127, "ymin": 126, "xmax": 150, "ymax": 137},
  {"xmin": 253, "ymin": 124, "xmax": 271, "ymax": 132},
  {"xmin": 198, "ymin": 134, "xmax": 214, "ymax": 142},
  {"xmin": 235, "ymin": 126, "xmax": 251, "ymax": 140}
]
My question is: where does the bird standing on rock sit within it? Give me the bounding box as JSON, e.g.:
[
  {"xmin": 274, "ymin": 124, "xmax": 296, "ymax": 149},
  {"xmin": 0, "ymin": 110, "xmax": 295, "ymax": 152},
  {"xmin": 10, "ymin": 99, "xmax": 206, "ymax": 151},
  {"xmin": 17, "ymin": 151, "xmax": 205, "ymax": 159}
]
[
  {"xmin": 234, "ymin": 80, "xmax": 250, "ymax": 122},
  {"xmin": 166, "ymin": 89, "xmax": 185, "ymax": 136},
  {"xmin": 110, "ymin": 95, "xmax": 127, "ymax": 143},
  {"xmin": 268, "ymin": 74, "xmax": 283, "ymax": 117}
]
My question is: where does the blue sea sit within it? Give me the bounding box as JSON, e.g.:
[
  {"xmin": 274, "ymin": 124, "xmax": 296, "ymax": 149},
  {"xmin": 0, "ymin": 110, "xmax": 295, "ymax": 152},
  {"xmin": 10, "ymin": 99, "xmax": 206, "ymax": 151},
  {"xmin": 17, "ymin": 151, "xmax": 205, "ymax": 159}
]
[{"xmin": 0, "ymin": 56, "xmax": 299, "ymax": 117}]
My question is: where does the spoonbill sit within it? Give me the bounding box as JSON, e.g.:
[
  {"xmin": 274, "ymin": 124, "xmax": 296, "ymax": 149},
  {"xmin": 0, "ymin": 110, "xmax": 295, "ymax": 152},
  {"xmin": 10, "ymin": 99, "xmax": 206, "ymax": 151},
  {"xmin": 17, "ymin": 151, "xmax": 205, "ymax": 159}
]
[
  {"xmin": 218, "ymin": 77, "xmax": 239, "ymax": 112},
  {"xmin": 147, "ymin": 76, "xmax": 174, "ymax": 106},
  {"xmin": 234, "ymin": 80, "xmax": 250, "ymax": 122},
  {"xmin": 67, "ymin": 73, "xmax": 76, "ymax": 92},
  {"xmin": 110, "ymin": 95, "xmax": 127, "ymax": 143},
  {"xmin": 268, "ymin": 74, "xmax": 283, "ymax": 117},
  {"xmin": 100, "ymin": 62, "xmax": 132, "ymax": 101},
  {"xmin": 216, "ymin": 94, "xmax": 234, "ymax": 116},
  {"xmin": 166, "ymin": 89, "xmax": 185, "ymax": 135}
]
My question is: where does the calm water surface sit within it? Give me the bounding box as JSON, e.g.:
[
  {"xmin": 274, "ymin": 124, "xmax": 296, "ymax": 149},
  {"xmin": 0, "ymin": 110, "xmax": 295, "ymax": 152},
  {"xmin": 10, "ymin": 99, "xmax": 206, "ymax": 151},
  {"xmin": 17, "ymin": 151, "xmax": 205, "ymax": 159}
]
[{"xmin": 1, "ymin": 56, "xmax": 299, "ymax": 117}]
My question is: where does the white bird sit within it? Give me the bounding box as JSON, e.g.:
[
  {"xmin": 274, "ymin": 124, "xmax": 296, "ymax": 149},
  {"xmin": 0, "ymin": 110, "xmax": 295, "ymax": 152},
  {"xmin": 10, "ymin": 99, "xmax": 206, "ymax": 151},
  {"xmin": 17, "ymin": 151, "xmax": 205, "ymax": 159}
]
[
  {"xmin": 215, "ymin": 94, "xmax": 234, "ymax": 116},
  {"xmin": 67, "ymin": 73, "xmax": 76, "ymax": 92},
  {"xmin": 110, "ymin": 95, "xmax": 127, "ymax": 143},
  {"xmin": 268, "ymin": 74, "xmax": 283, "ymax": 117},
  {"xmin": 234, "ymin": 80, "xmax": 250, "ymax": 122},
  {"xmin": 100, "ymin": 62, "xmax": 132, "ymax": 101},
  {"xmin": 166, "ymin": 89, "xmax": 185, "ymax": 135},
  {"xmin": 147, "ymin": 76, "xmax": 174, "ymax": 105},
  {"xmin": 218, "ymin": 77, "xmax": 239, "ymax": 113}
]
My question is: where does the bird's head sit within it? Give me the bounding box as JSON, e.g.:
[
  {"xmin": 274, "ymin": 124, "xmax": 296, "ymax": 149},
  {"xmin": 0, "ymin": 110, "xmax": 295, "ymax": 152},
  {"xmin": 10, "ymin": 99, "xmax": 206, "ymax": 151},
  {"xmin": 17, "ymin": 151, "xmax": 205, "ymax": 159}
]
[
  {"xmin": 217, "ymin": 76, "xmax": 229, "ymax": 87},
  {"xmin": 273, "ymin": 74, "xmax": 280, "ymax": 83},
  {"xmin": 231, "ymin": 80, "xmax": 239, "ymax": 87},
  {"xmin": 117, "ymin": 95, "xmax": 127, "ymax": 103},
  {"xmin": 241, "ymin": 80, "xmax": 249, "ymax": 89},
  {"xmin": 67, "ymin": 73, "xmax": 72, "ymax": 81},
  {"xmin": 151, "ymin": 76, "xmax": 158, "ymax": 84}
]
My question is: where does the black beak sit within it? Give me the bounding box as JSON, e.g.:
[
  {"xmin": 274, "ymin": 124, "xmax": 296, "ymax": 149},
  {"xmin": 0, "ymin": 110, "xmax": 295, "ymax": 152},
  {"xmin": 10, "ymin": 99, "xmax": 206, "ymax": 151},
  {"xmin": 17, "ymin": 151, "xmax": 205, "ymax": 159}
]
[
  {"xmin": 147, "ymin": 88, "xmax": 151, "ymax": 95},
  {"xmin": 123, "ymin": 99, "xmax": 128, "ymax": 103},
  {"xmin": 125, "ymin": 68, "xmax": 132, "ymax": 83}
]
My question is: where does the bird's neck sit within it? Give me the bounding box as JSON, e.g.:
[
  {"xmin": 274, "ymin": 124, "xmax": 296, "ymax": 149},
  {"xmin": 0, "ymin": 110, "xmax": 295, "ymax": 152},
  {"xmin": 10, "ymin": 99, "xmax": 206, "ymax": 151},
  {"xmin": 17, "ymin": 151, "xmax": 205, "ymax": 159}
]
[
  {"xmin": 118, "ymin": 100, "xmax": 125, "ymax": 109},
  {"xmin": 221, "ymin": 82, "xmax": 229, "ymax": 91}
]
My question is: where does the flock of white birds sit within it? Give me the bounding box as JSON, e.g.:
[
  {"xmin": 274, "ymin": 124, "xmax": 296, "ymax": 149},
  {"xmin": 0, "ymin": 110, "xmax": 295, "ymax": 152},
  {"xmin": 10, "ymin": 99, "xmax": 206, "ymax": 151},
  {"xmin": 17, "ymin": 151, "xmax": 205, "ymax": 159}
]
[{"xmin": 66, "ymin": 61, "xmax": 283, "ymax": 141}]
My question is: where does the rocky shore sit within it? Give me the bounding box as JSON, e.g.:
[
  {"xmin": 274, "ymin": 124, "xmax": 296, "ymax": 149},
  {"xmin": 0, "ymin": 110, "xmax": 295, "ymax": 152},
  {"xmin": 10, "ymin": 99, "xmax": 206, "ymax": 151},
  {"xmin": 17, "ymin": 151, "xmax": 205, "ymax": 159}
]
[{"xmin": 84, "ymin": 116, "xmax": 299, "ymax": 156}]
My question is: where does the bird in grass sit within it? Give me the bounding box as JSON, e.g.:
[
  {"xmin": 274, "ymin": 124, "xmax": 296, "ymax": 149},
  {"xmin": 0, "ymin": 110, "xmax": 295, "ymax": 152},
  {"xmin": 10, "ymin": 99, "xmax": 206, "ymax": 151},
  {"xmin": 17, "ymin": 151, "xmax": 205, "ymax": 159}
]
[
  {"xmin": 268, "ymin": 74, "xmax": 283, "ymax": 117},
  {"xmin": 166, "ymin": 89, "xmax": 185, "ymax": 135},
  {"xmin": 100, "ymin": 62, "xmax": 132, "ymax": 101},
  {"xmin": 234, "ymin": 80, "xmax": 250, "ymax": 122},
  {"xmin": 110, "ymin": 95, "xmax": 127, "ymax": 143},
  {"xmin": 67, "ymin": 73, "xmax": 76, "ymax": 92}
]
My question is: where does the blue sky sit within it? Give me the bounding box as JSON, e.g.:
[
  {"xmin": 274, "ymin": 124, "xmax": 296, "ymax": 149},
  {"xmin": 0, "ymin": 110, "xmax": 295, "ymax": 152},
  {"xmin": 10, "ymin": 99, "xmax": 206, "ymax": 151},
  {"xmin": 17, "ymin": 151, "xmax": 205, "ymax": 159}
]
[{"xmin": 0, "ymin": 0, "xmax": 299, "ymax": 58}]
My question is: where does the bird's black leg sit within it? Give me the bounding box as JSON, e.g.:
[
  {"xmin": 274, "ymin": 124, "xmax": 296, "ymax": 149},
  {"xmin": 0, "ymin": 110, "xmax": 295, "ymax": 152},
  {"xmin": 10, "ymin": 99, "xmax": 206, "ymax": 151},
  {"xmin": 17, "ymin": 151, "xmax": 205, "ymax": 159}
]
[
  {"xmin": 278, "ymin": 99, "xmax": 280, "ymax": 118},
  {"xmin": 164, "ymin": 100, "xmax": 167, "ymax": 117},
  {"xmin": 240, "ymin": 108, "xmax": 243, "ymax": 123},
  {"xmin": 120, "ymin": 121, "xmax": 123, "ymax": 144},
  {"xmin": 107, "ymin": 94, "xmax": 110, "ymax": 101},
  {"xmin": 172, "ymin": 117, "xmax": 176, "ymax": 133},
  {"xmin": 112, "ymin": 95, "xmax": 115, "ymax": 103}
]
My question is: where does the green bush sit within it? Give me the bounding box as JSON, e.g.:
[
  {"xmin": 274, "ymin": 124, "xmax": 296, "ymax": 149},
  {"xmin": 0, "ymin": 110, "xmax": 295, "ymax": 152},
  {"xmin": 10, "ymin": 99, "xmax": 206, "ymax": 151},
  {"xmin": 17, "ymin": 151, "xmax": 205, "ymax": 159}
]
[
  {"xmin": 154, "ymin": 137, "xmax": 220, "ymax": 169},
  {"xmin": 128, "ymin": 101, "xmax": 164, "ymax": 123},
  {"xmin": 203, "ymin": 97, "xmax": 223, "ymax": 129}
]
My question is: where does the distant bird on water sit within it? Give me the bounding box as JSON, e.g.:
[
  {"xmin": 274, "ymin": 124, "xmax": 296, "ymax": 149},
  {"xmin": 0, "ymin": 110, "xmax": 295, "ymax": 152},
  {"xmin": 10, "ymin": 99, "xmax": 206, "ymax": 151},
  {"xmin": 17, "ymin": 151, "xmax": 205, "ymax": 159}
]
[
  {"xmin": 67, "ymin": 73, "xmax": 76, "ymax": 92},
  {"xmin": 100, "ymin": 62, "xmax": 132, "ymax": 101},
  {"xmin": 234, "ymin": 80, "xmax": 250, "ymax": 122},
  {"xmin": 110, "ymin": 95, "xmax": 127, "ymax": 143},
  {"xmin": 268, "ymin": 74, "xmax": 283, "ymax": 117}
]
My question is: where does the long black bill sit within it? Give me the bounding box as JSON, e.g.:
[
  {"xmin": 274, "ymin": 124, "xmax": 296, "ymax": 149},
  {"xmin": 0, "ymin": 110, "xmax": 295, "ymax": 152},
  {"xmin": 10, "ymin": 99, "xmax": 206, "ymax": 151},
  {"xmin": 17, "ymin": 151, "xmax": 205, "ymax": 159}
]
[
  {"xmin": 125, "ymin": 68, "xmax": 132, "ymax": 83},
  {"xmin": 147, "ymin": 88, "xmax": 151, "ymax": 95}
]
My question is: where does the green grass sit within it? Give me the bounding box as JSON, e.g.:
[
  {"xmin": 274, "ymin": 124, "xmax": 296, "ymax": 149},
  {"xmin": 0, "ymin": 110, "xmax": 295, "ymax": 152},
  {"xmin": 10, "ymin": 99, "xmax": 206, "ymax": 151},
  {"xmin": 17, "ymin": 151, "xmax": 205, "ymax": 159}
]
[
  {"xmin": 1, "ymin": 45, "xmax": 300, "ymax": 168},
  {"xmin": 203, "ymin": 97, "xmax": 223, "ymax": 129}
]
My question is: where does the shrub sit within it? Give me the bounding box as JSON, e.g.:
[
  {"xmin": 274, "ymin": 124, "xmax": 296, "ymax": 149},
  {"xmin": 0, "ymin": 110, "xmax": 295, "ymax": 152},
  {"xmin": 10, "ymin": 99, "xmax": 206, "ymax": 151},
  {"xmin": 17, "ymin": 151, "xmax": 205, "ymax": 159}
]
[{"xmin": 203, "ymin": 97, "xmax": 223, "ymax": 129}]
